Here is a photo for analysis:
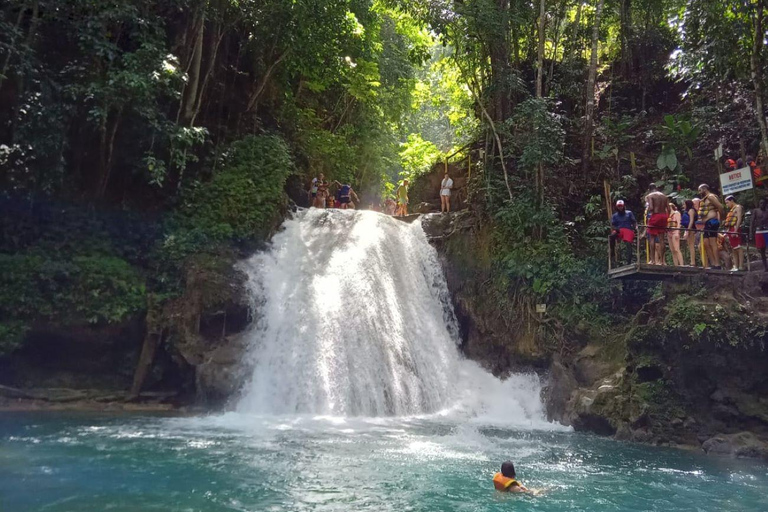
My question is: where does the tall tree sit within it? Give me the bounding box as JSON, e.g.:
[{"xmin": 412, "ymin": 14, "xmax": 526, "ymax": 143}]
[
  {"xmin": 751, "ymin": 0, "xmax": 768, "ymax": 161},
  {"xmin": 581, "ymin": 0, "xmax": 605, "ymax": 177}
]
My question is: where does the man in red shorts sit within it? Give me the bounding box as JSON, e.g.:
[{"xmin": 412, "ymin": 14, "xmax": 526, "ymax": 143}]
[
  {"xmin": 611, "ymin": 200, "xmax": 637, "ymax": 265},
  {"xmin": 752, "ymin": 198, "xmax": 768, "ymax": 271},
  {"xmin": 645, "ymin": 184, "xmax": 669, "ymax": 265}
]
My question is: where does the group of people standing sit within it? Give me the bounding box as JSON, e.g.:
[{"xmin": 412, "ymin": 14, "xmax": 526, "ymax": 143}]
[
  {"xmin": 306, "ymin": 170, "xmax": 455, "ymax": 217},
  {"xmin": 308, "ymin": 174, "xmax": 360, "ymax": 210},
  {"xmin": 611, "ymin": 183, "xmax": 767, "ymax": 271}
]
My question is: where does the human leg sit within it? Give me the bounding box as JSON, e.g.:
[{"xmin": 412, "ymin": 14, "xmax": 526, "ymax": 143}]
[
  {"xmin": 686, "ymin": 234, "xmax": 696, "ymax": 266},
  {"xmin": 670, "ymin": 233, "xmax": 683, "ymax": 266}
]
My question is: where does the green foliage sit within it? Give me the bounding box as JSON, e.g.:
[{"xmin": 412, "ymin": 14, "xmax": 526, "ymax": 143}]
[
  {"xmin": 0, "ymin": 320, "xmax": 29, "ymax": 356},
  {"xmin": 176, "ymin": 135, "xmax": 293, "ymax": 243},
  {"xmin": 664, "ymin": 295, "xmax": 768, "ymax": 350},
  {"xmin": 0, "ymin": 251, "xmax": 146, "ymax": 352},
  {"xmin": 398, "ymin": 133, "xmax": 441, "ymax": 180},
  {"xmin": 509, "ymin": 98, "xmax": 565, "ymax": 173}
]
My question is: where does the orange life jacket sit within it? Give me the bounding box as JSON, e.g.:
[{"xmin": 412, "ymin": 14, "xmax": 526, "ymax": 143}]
[{"xmin": 493, "ymin": 472, "xmax": 519, "ymax": 491}]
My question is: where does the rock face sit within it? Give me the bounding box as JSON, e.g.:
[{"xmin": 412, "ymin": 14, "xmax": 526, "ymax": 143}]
[
  {"xmin": 424, "ymin": 210, "xmax": 768, "ymax": 460},
  {"xmin": 409, "ymin": 161, "xmax": 469, "ymax": 213},
  {"xmin": 422, "ymin": 211, "xmax": 550, "ymax": 373},
  {"xmin": 545, "ymin": 279, "xmax": 768, "ymax": 457},
  {"xmin": 702, "ymin": 432, "xmax": 768, "ymax": 460},
  {"xmin": 0, "ymin": 250, "xmax": 255, "ymax": 409}
]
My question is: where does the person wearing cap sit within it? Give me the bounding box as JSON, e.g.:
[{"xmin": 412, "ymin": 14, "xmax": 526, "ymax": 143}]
[
  {"xmin": 723, "ymin": 195, "xmax": 744, "ymax": 271},
  {"xmin": 611, "ymin": 200, "xmax": 637, "ymax": 265}
]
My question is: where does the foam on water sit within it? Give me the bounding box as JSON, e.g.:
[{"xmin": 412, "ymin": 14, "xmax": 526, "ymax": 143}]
[{"xmin": 235, "ymin": 209, "xmax": 555, "ymax": 428}]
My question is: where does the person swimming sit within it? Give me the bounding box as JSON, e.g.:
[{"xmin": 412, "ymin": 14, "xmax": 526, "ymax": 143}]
[{"xmin": 493, "ymin": 461, "xmax": 529, "ymax": 493}]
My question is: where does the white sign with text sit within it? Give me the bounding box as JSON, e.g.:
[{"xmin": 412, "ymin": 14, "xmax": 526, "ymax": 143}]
[{"xmin": 720, "ymin": 166, "xmax": 754, "ymax": 195}]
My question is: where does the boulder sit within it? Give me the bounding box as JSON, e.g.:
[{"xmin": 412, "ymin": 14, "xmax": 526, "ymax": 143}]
[
  {"xmin": 544, "ymin": 357, "xmax": 578, "ymax": 424},
  {"xmin": 702, "ymin": 432, "xmax": 768, "ymax": 460},
  {"xmin": 195, "ymin": 335, "xmax": 251, "ymax": 407}
]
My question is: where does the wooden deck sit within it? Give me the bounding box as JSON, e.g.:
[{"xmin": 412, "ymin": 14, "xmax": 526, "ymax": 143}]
[{"xmin": 608, "ymin": 263, "xmax": 752, "ymax": 280}]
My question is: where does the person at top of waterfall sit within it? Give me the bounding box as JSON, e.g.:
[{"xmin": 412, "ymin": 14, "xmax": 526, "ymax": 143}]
[
  {"xmin": 645, "ymin": 184, "xmax": 669, "ymax": 265},
  {"xmin": 493, "ymin": 461, "xmax": 530, "ymax": 494},
  {"xmin": 396, "ymin": 179, "xmax": 409, "ymax": 217},
  {"xmin": 440, "ymin": 171, "xmax": 454, "ymax": 213},
  {"xmin": 308, "ymin": 175, "xmax": 320, "ymax": 206},
  {"xmin": 723, "ymin": 195, "xmax": 745, "ymax": 271},
  {"xmin": 385, "ymin": 197, "xmax": 397, "ymax": 216},
  {"xmin": 698, "ymin": 184, "xmax": 725, "ymax": 269},
  {"xmin": 752, "ymin": 198, "xmax": 768, "ymax": 271},
  {"xmin": 333, "ymin": 181, "xmax": 359, "ymax": 210},
  {"xmin": 316, "ymin": 175, "xmax": 330, "ymax": 208},
  {"xmin": 310, "ymin": 173, "xmax": 329, "ymax": 208},
  {"xmin": 610, "ymin": 200, "xmax": 636, "ymax": 265}
]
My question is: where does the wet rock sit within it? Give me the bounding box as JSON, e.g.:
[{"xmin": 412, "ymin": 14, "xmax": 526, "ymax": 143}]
[
  {"xmin": 702, "ymin": 432, "xmax": 768, "ymax": 460},
  {"xmin": 195, "ymin": 335, "xmax": 251, "ymax": 407},
  {"xmin": 571, "ymin": 345, "xmax": 615, "ymax": 386},
  {"xmin": 414, "ymin": 202, "xmax": 435, "ymax": 214},
  {"xmin": 544, "ymin": 357, "xmax": 578, "ymax": 424}
]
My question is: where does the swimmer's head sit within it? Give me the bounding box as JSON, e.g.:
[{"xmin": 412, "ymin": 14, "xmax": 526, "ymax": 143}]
[{"xmin": 501, "ymin": 461, "xmax": 516, "ymax": 478}]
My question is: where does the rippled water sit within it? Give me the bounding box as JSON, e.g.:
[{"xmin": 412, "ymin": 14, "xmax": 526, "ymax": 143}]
[{"xmin": 2, "ymin": 412, "xmax": 767, "ymax": 512}]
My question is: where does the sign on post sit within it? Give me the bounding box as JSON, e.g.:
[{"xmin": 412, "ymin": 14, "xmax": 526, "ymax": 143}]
[{"xmin": 719, "ymin": 166, "xmax": 754, "ymax": 195}]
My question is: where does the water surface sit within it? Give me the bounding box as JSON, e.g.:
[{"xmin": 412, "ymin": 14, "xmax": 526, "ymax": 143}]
[{"xmin": 2, "ymin": 412, "xmax": 766, "ymax": 512}]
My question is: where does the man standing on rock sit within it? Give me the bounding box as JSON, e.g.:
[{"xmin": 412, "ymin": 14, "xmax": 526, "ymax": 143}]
[
  {"xmin": 440, "ymin": 171, "xmax": 453, "ymax": 213},
  {"xmin": 645, "ymin": 184, "xmax": 669, "ymax": 265},
  {"xmin": 752, "ymin": 198, "xmax": 768, "ymax": 271}
]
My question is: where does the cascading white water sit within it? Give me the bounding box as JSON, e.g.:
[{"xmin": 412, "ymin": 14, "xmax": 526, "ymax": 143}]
[{"xmin": 237, "ymin": 209, "xmax": 552, "ymax": 425}]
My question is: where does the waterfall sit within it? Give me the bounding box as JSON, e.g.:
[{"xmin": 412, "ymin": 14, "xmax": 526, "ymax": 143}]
[{"xmin": 236, "ymin": 209, "xmax": 551, "ymax": 425}]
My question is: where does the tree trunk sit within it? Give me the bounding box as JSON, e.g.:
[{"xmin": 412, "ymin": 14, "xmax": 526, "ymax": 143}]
[
  {"xmin": 536, "ymin": 0, "xmax": 546, "ymax": 98},
  {"xmin": 546, "ymin": 0, "xmax": 566, "ymax": 95},
  {"xmin": 98, "ymin": 110, "xmax": 122, "ymax": 197},
  {"xmin": 190, "ymin": 22, "xmax": 225, "ymax": 126},
  {"xmin": 179, "ymin": 12, "xmax": 205, "ymax": 125},
  {"xmin": 0, "ymin": 3, "xmax": 29, "ymax": 94},
  {"xmin": 536, "ymin": 0, "xmax": 546, "ymax": 208},
  {"xmin": 246, "ymin": 50, "xmax": 289, "ymax": 113},
  {"xmin": 619, "ymin": 0, "xmax": 632, "ymax": 76},
  {"xmin": 129, "ymin": 329, "xmax": 163, "ymax": 399},
  {"xmin": 581, "ymin": 0, "xmax": 605, "ymax": 178},
  {"xmin": 751, "ymin": 1, "xmax": 768, "ymax": 162},
  {"xmin": 567, "ymin": 1, "xmax": 583, "ymax": 62},
  {"xmin": 488, "ymin": 0, "xmax": 512, "ymax": 122}
]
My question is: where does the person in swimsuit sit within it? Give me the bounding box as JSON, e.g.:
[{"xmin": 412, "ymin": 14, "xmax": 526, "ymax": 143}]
[
  {"xmin": 440, "ymin": 171, "xmax": 454, "ymax": 213},
  {"xmin": 333, "ymin": 181, "xmax": 359, "ymax": 210},
  {"xmin": 315, "ymin": 175, "xmax": 330, "ymax": 209},
  {"xmin": 723, "ymin": 195, "xmax": 744, "ymax": 271},
  {"xmin": 697, "ymin": 184, "xmax": 724, "ymax": 269},
  {"xmin": 682, "ymin": 199, "xmax": 698, "ymax": 266},
  {"xmin": 309, "ymin": 175, "xmax": 320, "ymax": 206},
  {"xmin": 667, "ymin": 202, "xmax": 684, "ymax": 266},
  {"xmin": 645, "ymin": 184, "xmax": 669, "ymax": 265},
  {"xmin": 751, "ymin": 198, "xmax": 768, "ymax": 271},
  {"xmin": 396, "ymin": 179, "xmax": 409, "ymax": 217}
]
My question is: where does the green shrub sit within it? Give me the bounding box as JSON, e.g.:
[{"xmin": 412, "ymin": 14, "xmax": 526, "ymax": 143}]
[
  {"xmin": 0, "ymin": 252, "xmax": 146, "ymax": 351},
  {"xmin": 177, "ymin": 135, "xmax": 293, "ymax": 242}
]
